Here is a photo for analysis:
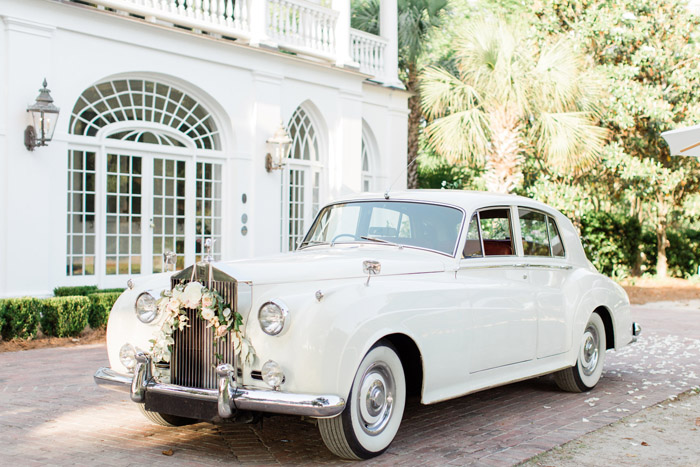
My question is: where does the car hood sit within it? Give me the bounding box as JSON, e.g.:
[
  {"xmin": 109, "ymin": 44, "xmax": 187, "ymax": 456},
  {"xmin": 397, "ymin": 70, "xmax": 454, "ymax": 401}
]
[{"xmin": 212, "ymin": 246, "xmax": 450, "ymax": 285}]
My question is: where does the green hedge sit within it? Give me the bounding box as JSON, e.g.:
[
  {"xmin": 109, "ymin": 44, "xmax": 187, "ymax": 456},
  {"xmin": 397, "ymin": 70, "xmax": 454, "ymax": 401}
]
[
  {"xmin": 0, "ymin": 298, "xmax": 42, "ymax": 340},
  {"xmin": 54, "ymin": 285, "xmax": 99, "ymax": 297},
  {"xmin": 40, "ymin": 296, "xmax": 90, "ymax": 338},
  {"xmin": 580, "ymin": 211, "xmax": 642, "ymax": 278},
  {"xmin": 53, "ymin": 285, "xmax": 125, "ymax": 297},
  {"xmin": 640, "ymin": 229, "xmax": 700, "ymax": 278},
  {"xmin": 87, "ymin": 292, "xmax": 122, "ymax": 329}
]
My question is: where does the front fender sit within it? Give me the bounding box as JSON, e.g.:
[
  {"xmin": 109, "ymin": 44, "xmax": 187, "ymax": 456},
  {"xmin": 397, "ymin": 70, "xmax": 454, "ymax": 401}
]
[{"xmin": 245, "ymin": 273, "xmax": 463, "ymax": 403}]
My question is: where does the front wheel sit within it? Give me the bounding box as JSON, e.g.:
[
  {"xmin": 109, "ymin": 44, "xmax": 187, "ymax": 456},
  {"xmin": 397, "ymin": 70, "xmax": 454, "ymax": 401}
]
[
  {"xmin": 554, "ymin": 312, "xmax": 606, "ymax": 392},
  {"xmin": 138, "ymin": 403, "xmax": 198, "ymax": 427},
  {"xmin": 318, "ymin": 342, "xmax": 406, "ymax": 460}
]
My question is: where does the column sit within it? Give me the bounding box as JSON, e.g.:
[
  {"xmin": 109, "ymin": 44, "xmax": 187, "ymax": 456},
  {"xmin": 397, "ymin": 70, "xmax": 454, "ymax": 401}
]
[
  {"xmin": 380, "ymin": 0, "xmax": 402, "ymax": 88},
  {"xmin": 249, "ymin": 0, "xmax": 275, "ymax": 48},
  {"xmin": 332, "ymin": 0, "xmax": 354, "ymax": 67}
]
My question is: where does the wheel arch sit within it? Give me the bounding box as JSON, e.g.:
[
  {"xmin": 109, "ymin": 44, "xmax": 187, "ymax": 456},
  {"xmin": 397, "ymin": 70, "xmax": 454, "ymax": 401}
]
[
  {"xmin": 593, "ymin": 305, "xmax": 615, "ymax": 350},
  {"xmin": 381, "ymin": 333, "xmax": 424, "ymax": 397}
]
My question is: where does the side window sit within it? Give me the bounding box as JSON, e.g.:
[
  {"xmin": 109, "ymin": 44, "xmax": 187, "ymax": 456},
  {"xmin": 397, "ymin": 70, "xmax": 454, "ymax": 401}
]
[
  {"xmin": 463, "ymin": 214, "xmax": 482, "ymax": 258},
  {"xmin": 519, "ymin": 209, "xmax": 551, "ymax": 256},
  {"xmin": 479, "ymin": 208, "xmax": 514, "ymax": 256},
  {"xmin": 547, "ymin": 216, "xmax": 565, "ymax": 257}
]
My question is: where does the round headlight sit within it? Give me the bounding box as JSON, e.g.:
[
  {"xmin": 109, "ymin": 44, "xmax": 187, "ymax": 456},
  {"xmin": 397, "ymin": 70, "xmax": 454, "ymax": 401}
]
[
  {"xmin": 261, "ymin": 360, "xmax": 285, "ymax": 389},
  {"xmin": 135, "ymin": 292, "xmax": 158, "ymax": 323},
  {"xmin": 258, "ymin": 300, "xmax": 288, "ymax": 336},
  {"xmin": 119, "ymin": 343, "xmax": 137, "ymax": 371}
]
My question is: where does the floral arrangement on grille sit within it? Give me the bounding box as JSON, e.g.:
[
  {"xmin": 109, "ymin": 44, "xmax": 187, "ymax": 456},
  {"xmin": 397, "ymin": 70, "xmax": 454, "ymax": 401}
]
[{"xmin": 149, "ymin": 281, "xmax": 256, "ymax": 366}]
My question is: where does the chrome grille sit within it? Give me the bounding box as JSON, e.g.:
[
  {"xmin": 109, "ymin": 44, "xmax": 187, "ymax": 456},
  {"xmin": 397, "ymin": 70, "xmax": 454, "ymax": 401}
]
[{"xmin": 170, "ymin": 278, "xmax": 237, "ymax": 389}]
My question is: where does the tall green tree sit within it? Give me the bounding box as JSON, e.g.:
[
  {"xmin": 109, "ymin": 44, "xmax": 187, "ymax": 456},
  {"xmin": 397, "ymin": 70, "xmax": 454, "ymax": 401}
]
[
  {"xmin": 420, "ymin": 17, "xmax": 608, "ymax": 193},
  {"xmin": 531, "ymin": 0, "xmax": 700, "ymax": 277},
  {"xmin": 352, "ymin": 0, "xmax": 448, "ymax": 189}
]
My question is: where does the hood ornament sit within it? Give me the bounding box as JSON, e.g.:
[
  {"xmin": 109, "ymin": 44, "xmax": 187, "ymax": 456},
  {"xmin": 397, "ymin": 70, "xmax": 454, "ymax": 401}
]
[
  {"xmin": 204, "ymin": 238, "xmax": 215, "ymax": 263},
  {"xmin": 363, "ymin": 260, "xmax": 381, "ymax": 286}
]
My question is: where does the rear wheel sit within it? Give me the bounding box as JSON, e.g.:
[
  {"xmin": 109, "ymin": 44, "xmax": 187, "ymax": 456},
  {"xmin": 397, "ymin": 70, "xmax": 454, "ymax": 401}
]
[
  {"xmin": 554, "ymin": 312, "xmax": 606, "ymax": 392},
  {"xmin": 138, "ymin": 403, "xmax": 197, "ymax": 427},
  {"xmin": 318, "ymin": 342, "xmax": 406, "ymax": 459}
]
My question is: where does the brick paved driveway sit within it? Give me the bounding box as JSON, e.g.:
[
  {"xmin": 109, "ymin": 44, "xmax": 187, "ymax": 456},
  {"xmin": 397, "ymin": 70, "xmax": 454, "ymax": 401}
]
[{"xmin": 1, "ymin": 302, "xmax": 699, "ymax": 466}]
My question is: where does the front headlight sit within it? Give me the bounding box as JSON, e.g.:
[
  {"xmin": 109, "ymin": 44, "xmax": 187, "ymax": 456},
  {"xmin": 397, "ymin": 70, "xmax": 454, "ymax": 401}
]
[
  {"xmin": 135, "ymin": 292, "xmax": 158, "ymax": 323},
  {"xmin": 258, "ymin": 300, "xmax": 288, "ymax": 336},
  {"xmin": 119, "ymin": 343, "xmax": 137, "ymax": 371}
]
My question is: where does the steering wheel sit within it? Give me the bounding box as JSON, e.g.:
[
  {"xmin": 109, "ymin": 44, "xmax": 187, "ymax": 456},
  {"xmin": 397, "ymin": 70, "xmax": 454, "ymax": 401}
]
[{"xmin": 331, "ymin": 233, "xmax": 358, "ymax": 243}]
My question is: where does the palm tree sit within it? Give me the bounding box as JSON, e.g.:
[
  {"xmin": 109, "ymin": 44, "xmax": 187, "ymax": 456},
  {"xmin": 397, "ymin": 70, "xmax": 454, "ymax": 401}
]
[
  {"xmin": 352, "ymin": 0, "xmax": 448, "ymax": 189},
  {"xmin": 421, "ymin": 17, "xmax": 608, "ymax": 193}
]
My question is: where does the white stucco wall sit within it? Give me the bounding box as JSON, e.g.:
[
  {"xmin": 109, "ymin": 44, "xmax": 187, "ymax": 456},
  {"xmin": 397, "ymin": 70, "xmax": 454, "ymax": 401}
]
[{"xmin": 0, "ymin": 0, "xmax": 408, "ymax": 297}]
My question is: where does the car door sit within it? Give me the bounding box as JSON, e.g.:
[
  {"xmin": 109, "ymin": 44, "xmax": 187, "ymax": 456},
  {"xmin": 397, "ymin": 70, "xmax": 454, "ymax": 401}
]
[
  {"xmin": 517, "ymin": 208, "xmax": 572, "ymax": 358},
  {"xmin": 457, "ymin": 206, "xmax": 538, "ymax": 373}
]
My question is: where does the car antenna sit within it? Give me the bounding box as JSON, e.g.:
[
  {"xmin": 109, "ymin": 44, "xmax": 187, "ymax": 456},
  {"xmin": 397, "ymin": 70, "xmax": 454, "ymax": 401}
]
[{"xmin": 384, "ymin": 156, "xmax": 419, "ymax": 200}]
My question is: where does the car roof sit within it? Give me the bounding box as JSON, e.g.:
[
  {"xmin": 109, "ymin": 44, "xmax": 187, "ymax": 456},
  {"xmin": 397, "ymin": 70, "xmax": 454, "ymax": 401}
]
[{"xmin": 333, "ymin": 190, "xmax": 560, "ymax": 216}]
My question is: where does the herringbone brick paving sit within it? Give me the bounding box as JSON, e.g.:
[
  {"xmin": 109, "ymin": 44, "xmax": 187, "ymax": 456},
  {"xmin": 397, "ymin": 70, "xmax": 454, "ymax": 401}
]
[{"xmin": 1, "ymin": 303, "xmax": 698, "ymax": 466}]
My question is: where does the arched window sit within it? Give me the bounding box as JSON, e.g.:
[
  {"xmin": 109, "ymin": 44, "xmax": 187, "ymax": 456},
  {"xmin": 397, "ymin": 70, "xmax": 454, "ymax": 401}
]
[
  {"xmin": 66, "ymin": 78, "xmax": 224, "ymax": 285},
  {"xmin": 283, "ymin": 106, "xmax": 324, "ymax": 252},
  {"xmin": 70, "ymin": 79, "xmax": 220, "ymax": 150}
]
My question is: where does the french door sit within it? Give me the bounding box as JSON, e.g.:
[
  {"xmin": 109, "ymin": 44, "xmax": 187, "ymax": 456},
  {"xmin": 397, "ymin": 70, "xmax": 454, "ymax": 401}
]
[{"xmin": 101, "ymin": 149, "xmax": 222, "ymax": 286}]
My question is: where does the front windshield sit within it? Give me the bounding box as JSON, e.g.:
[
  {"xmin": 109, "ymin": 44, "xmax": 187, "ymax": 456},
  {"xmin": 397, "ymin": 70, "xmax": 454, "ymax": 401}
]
[{"xmin": 300, "ymin": 201, "xmax": 464, "ymax": 255}]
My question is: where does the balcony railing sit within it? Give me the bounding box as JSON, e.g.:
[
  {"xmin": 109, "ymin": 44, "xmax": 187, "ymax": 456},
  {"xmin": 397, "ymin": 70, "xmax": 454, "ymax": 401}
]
[
  {"xmin": 350, "ymin": 28, "xmax": 388, "ymax": 83},
  {"xmin": 267, "ymin": 0, "xmax": 337, "ymax": 60},
  {"xmin": 66, "ymin": 0, "xmax": 394, "ymax": 85}
]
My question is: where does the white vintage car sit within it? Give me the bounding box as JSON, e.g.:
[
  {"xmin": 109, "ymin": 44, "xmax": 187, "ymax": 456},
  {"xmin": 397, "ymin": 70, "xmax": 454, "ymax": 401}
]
[{"xmin": 95, "ymin": 191, "xmax": 640, "ymax": 459}]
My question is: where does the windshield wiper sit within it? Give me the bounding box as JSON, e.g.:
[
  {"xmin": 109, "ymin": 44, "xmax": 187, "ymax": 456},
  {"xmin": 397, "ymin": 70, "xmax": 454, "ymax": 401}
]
[
  {"xmin": 360, "ymin": 236, "xmax": 403, "ymax": 249},
  {"xmin": 299, "ymin": 240, "xmax": 330, "ymax": 249}
]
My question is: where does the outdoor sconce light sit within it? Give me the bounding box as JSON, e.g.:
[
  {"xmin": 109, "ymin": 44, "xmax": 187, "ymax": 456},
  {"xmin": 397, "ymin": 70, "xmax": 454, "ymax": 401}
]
[
  {"xmin": 265, "ymin": 122, "xmax": 292, "ymax": 172},
  {"xmin": 24, "ymin": 79, "xmax": 60, "ymax": 151}
]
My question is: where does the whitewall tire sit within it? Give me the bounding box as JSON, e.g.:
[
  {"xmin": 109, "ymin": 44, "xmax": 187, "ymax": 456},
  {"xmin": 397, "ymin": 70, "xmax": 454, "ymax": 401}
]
[
  {"xmin": 318, "ymin": 342, "xmax": 406, "ymax": 459},
  {"xmin": 554, "ymin": 312, "xmax": 607, "ymax": 392}
]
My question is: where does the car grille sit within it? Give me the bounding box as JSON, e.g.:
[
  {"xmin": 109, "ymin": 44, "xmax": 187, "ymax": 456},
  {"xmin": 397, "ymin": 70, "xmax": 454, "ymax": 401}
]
[{"xmin": 170, "ymin": 278, "xmax": 237, "ymax": 389}]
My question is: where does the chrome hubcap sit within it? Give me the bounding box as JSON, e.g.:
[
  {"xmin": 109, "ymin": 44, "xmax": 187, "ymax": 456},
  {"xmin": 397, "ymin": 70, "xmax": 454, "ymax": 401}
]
[
  {"xmin": 357, "ymin": 362, "xmax": 394, "ymax": 436},
  {"xmin": 580, "ymin": 324, "xmax": 599, "ymax": 376}
]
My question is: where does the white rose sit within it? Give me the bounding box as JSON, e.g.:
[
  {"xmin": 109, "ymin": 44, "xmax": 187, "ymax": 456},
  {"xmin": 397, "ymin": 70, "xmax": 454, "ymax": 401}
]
[
  {"xmin": 201, "ymin": 307, "xmax": 215, "ymax": 321},
  {"xmin": 182, "ymin": 282, "xmax": 204, "ymax": 308}
]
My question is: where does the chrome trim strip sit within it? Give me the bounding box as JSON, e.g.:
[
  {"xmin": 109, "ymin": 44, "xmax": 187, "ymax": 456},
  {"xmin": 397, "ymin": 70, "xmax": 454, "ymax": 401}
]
[
  {"xmin": 458, "ymin": 263, "xmax": 573, "ymax": 271},
  {"xmin": 94, "ymin": 366, "xmax": 346, "ymax": 418}
]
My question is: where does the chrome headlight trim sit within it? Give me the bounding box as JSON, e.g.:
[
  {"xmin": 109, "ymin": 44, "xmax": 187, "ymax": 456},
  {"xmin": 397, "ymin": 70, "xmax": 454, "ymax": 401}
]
[
  {"xmin": 258, "ymin": 300, "xmax": 289, "ymax": 336},
  {"xmin": 135, "ymin": 292, "xmax": 159, "ymax": 323}
]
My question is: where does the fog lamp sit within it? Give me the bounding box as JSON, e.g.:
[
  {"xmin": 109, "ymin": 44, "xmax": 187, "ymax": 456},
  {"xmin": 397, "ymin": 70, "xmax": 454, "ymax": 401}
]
[
  {"xmin": 261, "ymin": 360, "xmax": 285, "ymax": 389},
  {"xmin": 119, "ymin": 343, "xmax": 137, "ymax": 371}
]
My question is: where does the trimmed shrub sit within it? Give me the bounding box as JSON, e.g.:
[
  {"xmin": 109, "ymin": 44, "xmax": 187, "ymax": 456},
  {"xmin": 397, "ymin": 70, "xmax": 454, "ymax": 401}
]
[
  {"xmin": 53, "ymin": 285, "xmax": 99, "ymax": 297},
  {"xmin": 0, "ymin": 298, "xmax": 42, "ymax": 340},
  {"xmin": 580, "ymin": 211, "xmax": 642, "ymax": 278},
  {"xmin": 87, "ymin": 292, "xmax": 122, "ymax": 329},
  {"xmin": 97, "ymin": 288, "xmax": 126, "ymax": 294},
  {"xmin": 40, "ymin": 296, "xmax": 90, "ymax": 337}
]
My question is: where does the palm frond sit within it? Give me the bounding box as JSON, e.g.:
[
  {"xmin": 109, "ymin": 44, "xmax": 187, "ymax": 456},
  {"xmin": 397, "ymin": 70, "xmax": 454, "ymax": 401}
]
[
  {"xmin": 533, "ymin": 111, "xmax": 610, "ymax": 171},
  {"xmin": 424, "ymin": 109, "xmax": 490, "ymax": 165},
  {"xmin": 350, "ymin": 0, "xmax": 380, "ymax": 35},
  {"xmin": 421, "ymin": 66, "xmax": 481, "ymax": 119}
]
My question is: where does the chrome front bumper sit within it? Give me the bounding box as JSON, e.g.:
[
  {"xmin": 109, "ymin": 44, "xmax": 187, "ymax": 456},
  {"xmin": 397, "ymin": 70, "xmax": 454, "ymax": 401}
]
[{"xmin": 94, "ymin": 354, "xmax": 345, "ymax": 419}]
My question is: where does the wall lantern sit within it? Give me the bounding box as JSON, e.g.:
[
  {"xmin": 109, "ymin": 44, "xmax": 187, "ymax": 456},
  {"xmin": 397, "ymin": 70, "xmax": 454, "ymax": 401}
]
[
  {"xmin": 265, "ymin": 122, "xmax": 292, "ymax": 172},
  {"xmin": 24, "ymin": 79, "xmax": 60, "ymax": 151}
]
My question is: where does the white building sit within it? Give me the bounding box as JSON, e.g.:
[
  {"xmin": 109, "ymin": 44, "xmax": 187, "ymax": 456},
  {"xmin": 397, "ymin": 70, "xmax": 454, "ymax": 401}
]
[{"xmin": 0, "ymin": 0, "xmax": 409, "ymax": 297}]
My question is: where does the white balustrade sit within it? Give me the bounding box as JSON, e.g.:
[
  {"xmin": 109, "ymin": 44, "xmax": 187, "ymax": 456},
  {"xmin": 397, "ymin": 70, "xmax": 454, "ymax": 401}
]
[
  {"xmin": 82, "ymin": 0, "xmax": 252, "ymax": 39},
  {"xmin": 65, "ymin": 1, "xmax": 394, "ymax": 84},
  {"xmin": 349, "ymin": 28, "xmax": 388, "ymax": 82},
  {"xmin": 266, "ymin": 0, "xmax": 338, "ymax": 60}
]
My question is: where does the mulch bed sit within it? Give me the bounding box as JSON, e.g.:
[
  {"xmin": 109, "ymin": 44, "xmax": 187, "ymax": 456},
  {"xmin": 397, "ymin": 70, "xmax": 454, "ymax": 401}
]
[{"xmin": 0, "ymin": 328, "xmax": 105, "ymax": 353}]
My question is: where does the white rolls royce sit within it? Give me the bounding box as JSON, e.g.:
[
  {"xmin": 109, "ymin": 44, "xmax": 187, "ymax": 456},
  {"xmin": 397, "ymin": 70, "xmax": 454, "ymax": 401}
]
[{"xmin": 94, "ymin": 191, "xmax": 640, "ymax": 460}]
